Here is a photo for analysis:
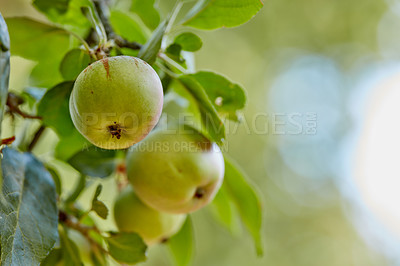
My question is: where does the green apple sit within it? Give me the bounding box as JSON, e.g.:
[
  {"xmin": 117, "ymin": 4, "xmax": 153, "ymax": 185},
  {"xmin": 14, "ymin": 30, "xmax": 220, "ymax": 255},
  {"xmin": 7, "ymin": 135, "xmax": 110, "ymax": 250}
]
[
  {"xmin": 69, "ymin": 56, "xmax": 163, "ymax": 150},
  {"xmin": 113, "ymin": 186, "xmax": 186, "ymax": 245},
  {"xmin": 127, "ymin": 127, "xmax": 225, "ymax": 214}
]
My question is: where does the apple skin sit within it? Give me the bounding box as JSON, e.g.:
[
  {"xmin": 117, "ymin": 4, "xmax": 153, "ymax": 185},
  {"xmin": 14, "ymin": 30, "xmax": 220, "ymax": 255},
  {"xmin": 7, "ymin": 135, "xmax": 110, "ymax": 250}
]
[
  {"xmin": 113, "ymin": 186, "xmax": 186, "ymax": 245},
  {"xmin": 69, "ymin": 56, "xmax": 163, "ymax": 150},
  {"xmin": 126, "ymin": 127, "xmax": 225, "ymax": 214}
]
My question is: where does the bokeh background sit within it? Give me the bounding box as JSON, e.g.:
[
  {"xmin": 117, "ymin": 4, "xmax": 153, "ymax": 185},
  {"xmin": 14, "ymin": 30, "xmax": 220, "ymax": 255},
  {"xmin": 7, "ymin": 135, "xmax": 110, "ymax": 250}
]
[{"xmin": 2, "ymin": 0, "xmax": 400, "ymax": 265}]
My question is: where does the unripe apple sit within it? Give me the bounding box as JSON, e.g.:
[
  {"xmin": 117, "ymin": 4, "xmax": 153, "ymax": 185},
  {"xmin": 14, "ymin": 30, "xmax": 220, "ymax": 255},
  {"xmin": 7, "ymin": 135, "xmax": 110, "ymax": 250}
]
[
  {"xmin": 69, "ymin": 56, "xmax": 163, "ymax": 150},
  {"xmin": 127, "ymin": 127, "xmax": 225, "ymax": 214},
  {"xmin": 113, "ymin": 186, "xmax": 186, "ymax": 245}
]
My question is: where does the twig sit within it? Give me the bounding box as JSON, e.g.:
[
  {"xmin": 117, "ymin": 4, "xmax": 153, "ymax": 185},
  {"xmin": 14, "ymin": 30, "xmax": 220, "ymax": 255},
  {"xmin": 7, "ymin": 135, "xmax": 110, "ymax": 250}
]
[
  {"xmin": 59, "ymin": 210, "xmax": 108, "ymax": 254},
  {"xmin": 93, "ymin": 0, "xmax": 142, "ymax": 50},
  {"xmin": 6, "ymin": 93, "xmax": 42, "ymax": 120},
  {"xmin": 27, "ymin": 125, "xmax": 45, "ymax": 152}
]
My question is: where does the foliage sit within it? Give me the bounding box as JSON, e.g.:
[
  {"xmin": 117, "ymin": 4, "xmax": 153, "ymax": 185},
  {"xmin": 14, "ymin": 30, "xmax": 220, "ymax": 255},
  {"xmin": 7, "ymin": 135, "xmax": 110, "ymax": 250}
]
[{"xmin": 0, "ymin": 0, "xmax": 263, "ymax": 265}]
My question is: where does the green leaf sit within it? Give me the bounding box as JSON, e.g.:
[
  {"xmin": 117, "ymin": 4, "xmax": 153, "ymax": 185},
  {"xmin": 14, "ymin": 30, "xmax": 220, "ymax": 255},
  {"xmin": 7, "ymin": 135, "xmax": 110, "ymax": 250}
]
[
  {"xmin": 211, "ymin": 184, "xmax": 242, "ymax": 234},
  {"xmin": 174, "ymin": 32, "xmax": 202, "ymax": 52},
  {"xmin": 67, "ymin": 146, "xmax": 117, "ymax": 178},
  {"xmin": 34, "ymin": 0, "xmax": 91, "ymax": 36},
  {"xmin": 0, "ymin": 13, "xmax": 10, "ymax": 136},
  {"xmin": 138, "ymin": 19, "xmax": 167, "ymax": 64},
  {"xmin": 190, "ymin": 71, "xmax": 246, "ymax": 121},
  {"xmin": 60, "ymin": 49, "xmax": 91, "ymax": 81},
  {"xmin": 183, "ymin": 0, "xmax": 263, "ymax": 30},
  {"xmin": 59, "ymin": 226, "xmax": 83, "ymax": 265},
  {"xmin": 91, "ymin": 184, "xmax": 109, "ymax": 219},
  {"xmin": 110, "ymin": 10, "xmax": 149, "ymax": 44},
  {"xmin": 178, "ymin": 75, "xmax": 225, "ymax": 144},
  {"xmin": 33, "ymin": 0, "xmax": 70, "ymax": 16},
  {"xmin": 0, "ymin": 148, "xmax": 58, "ymax": 265},
  {"xmin": 37, "ymin": 81, "xmax": 88, "ymax": 160},
  {"xmin": 65, "ymin": 174, "xmax": 86, "ymax": 204},
  {"xmin": 130, "ymin": 0, "xmax": 160, "ymax": 30},
  {"xmin": 41, "ymin": 248, "xmax": 62, "ymax": 266},
  {"xmin": 38, "ymin": 81, "xmax": 75, "ymax": 137},
  {"xmin": 46, "ymin": 166, "xmax": 63, "ymax": 196},
  {"xmin": 6, "ymin": 17, "xmax": 71, "ymax": 62},
  {"xmin": 55, "ymin": 130, "xmax": 89, "ymax": 161},
  {"xmin": 167, "ymin": 217, "xmax": 194, "ymax": 266},
  {"xmin": 223, "ymin": 155, "xmax": 263, "ymax": 256},
  {"xmin": 6, "ymin": 17, "xmax": 72, "ymax": 87},
  {"xmin": 106, "ymin": 232, "xmax": 147, "ymax": 264}
]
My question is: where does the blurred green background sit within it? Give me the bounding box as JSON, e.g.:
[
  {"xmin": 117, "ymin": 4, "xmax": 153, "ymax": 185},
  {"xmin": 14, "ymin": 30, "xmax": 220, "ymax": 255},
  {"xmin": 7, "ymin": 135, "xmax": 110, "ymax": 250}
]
[{"xmin": 2, "ymin": 0, "xmax": 400, "ymax": 265}]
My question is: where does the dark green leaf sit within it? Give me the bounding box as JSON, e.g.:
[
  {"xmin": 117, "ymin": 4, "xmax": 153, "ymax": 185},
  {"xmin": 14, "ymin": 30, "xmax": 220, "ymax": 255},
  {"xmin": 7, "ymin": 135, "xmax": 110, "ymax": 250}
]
[
  {"xmin": 106, "ymin": 232, "xmax": 147, "ymax": 264},
  {"xmin": 168, "ymin": 217, "xmax": 194, "ymax": 266},
  {"xmin": 190, "ymin": 71, "xmax": 246, "ymax": 121},
  {"xmin": 183, "ymin": 0, "xmax": 264, "ymax": 30},
  {"xmin": 174, "ymin": 32, "xmax": 202, "ymax": 52},
  {"xmin": 55, "ymin": 130, "xmax": 89, "ymax": 161},
  {"xmin": 60, "ymin": 49, "xmax": 91, "ymax": 81},
  {"xmin": 33, "ymin": 0, "xmax": 70, "ymax": 16},
  {"xmin": 0, "ymin": 148, "xmax": 58, "ymax": 265},
  {"xmin": 165, "ymin": 44, "xmax": 186, "ymax": 67},
  {"xmin": 110, "ymin": 10, "xmax": 148, "ymax": 44},
  {"xmin": 65, "ymin": 174, "xmax": 86, "ymax": 204},
  {"xmin": 211, "ymin": 184, "xmax": 242, "ymax": 234},
  {"xmin": 178, "ymin": 75, "xmax": 225, "ymax": 144},
  {"xmin": 59, "ymin": 226, "xmax": 83, "ymax": 265},
  {"xmin": 130, "ymin": 0, "xmax": 160, "ymax": 30},
  {"xmin": 138, "ymin": 19, "xmax": 167, "ymax": 64},
  {"xmin": 223, "ymin": 155, "xmax": 263, "ymax": 256},
  {"xmin": 91, "ymin": 184, "xmax": 109, "ymax": 219},
  {"xmin": 38, "ymin": 81, "xmax": 75, "ymax": 137},
  {"xmin": 41, "ymin": 248, "xmax": 62, "ymax": 266},
  {"xmin": 0, "ymin": 13, "xmax": 10, "ymax": 136},
  {"xmin": 46, "ymin": 166, "xmax": 62, "ymax": 196},
  {"xmin": 68, "ymin": 146, "xmax": 117, "ymax": 178}
]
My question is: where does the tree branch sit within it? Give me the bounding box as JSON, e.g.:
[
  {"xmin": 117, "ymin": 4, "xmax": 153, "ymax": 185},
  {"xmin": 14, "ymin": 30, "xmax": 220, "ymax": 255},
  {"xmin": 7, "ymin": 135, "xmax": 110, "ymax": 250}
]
[
  {"xmin": 27, "ymin": 125, "xmax": 46, "ymax": 152},
  {"xmin": 93, "ymin": 0, "xmax": 142, "ymax": 50},
  {"xmin": 6, "ymin": 93, "xmax": 42, "ymax": 120}
]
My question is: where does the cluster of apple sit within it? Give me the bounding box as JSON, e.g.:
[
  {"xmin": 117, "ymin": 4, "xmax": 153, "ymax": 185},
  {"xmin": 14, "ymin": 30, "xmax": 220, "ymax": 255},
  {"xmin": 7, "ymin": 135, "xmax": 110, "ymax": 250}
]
[{"xmin": 69, "ymin": 56, "xmax": 225, "ymax": 245}]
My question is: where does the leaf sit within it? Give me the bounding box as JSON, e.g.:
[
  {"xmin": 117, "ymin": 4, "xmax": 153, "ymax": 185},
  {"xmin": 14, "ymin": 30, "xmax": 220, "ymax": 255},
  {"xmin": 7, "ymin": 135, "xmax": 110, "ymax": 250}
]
[
  {"xmin": 223, "ymin": 155, "xmax": 263, "ymax": 256},
  {"xmin": 190, "ymin": 71, "xmax": 246, "ymax": 121},
  {"xmin": 0, "ymin": 148, "xmax": 58, "ymax": 265},
  {"xmin": 59, "ymin": 226, "xmax": 83, "ymax": 265},
  {"xmin": 34, "ymin": 0, "xmax": 91, "ymax": 36},
  {"xmin": 183, "ymin": 0, "xmax": 264, "ymax": 30},
  {"xmin": 67, "ymin": 146, "xmax": 117, "ymax": 178},
  {"xmin": 46, "ymin": 166, "xmax": 62, "ymax": 196},
  {"xmin": 178, "ymin": 75, "xmax": 225, "ymax": 144},
  {"xmin": 106, "ymin": 232, "xmax": 147, "ymax": 264},
  {"xmin": 110, "ymin": 10, "xmax": 149, "ymax": 44},
  {"xmin": 130, "ymin": 0, "xmax": 160, "ymax": 30},
  {"xmin": 167, "ymin": 217, "xmax": 194, "ymax": 266},
  {"xmin": 33, "ymin": 0, "xmax": 70, "ymax": 16},
  {"xmin": 174, "ymin": 32, "xmax": 202, "ymax": 52},
  {"xmin": 55, "ymin": 130, "xmax": 89, "ymax": 161},
  {"xmin": 6, "ymin": 17, "xmax": 71, "ymax": 62},
  {"xmin": 211, "ymin": 184, "xmax": 242, "ymax": 234},
  {"xmin": 6, "ymin": 17, "xmax": 72, "ymax": 87},
  {"xmin": 60, "ymin": 49, "xmax": 91, "ymax": 81},
  {"xmin": 91, "ymin": 184, "xmax": 108, "ymax": 219},
  {"xmin": 41, "ymin": 248, "xmax": 62, "ymax": 266},
  {"xmin": 138, "ymin": 19, "xmax": 167, "ymax": 64},
  {"xmin": 38, "ymin": 81, "xmax": 75, "ymax": 137},
  {"xmin": 0, "ymin": 12, "xmax": 10, "ymax": 136}
]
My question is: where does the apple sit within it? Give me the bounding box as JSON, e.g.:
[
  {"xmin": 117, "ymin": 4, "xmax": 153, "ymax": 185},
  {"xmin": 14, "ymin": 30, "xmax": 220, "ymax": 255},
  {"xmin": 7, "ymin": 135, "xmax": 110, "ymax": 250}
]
[
  {"xmin": 69, "ymin": 56, "xmax": 163, "ymax": 150},
  {"xmin": 127, "ymin": 127, "xmax": 225, "ymax": 214},
  {"xmin": 113, "ymin": 186, "xmax": 186, "ymax": 245}
]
